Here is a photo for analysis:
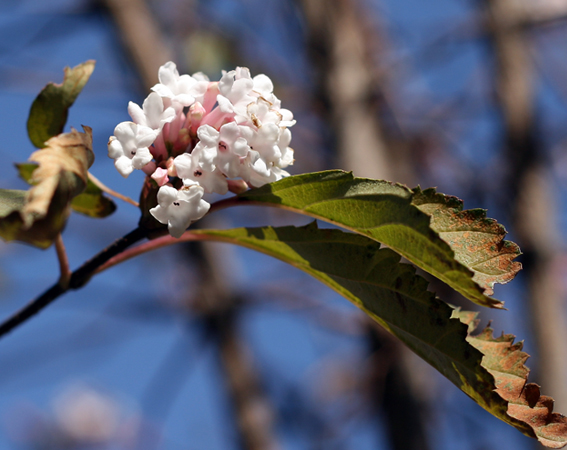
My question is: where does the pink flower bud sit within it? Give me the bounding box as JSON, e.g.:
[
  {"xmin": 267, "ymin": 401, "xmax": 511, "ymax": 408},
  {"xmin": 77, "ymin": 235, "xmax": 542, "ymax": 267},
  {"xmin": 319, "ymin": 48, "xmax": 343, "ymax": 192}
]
[{"xmin": 151, "ymin": 167, "xmax": 169, "ymax": 186}]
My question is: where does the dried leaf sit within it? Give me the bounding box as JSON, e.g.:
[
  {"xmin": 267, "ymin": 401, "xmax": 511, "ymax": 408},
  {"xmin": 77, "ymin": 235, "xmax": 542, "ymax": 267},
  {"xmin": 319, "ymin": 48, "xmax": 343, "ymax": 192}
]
[
  {"xmin": 454, "ymin": 310, "xmax": 567, "ymax": 448},
  {"xmin": 19, "ymin": 164, "xmax": 116, "ymax": 219},
  {"xmin": 0, "ymin": 127, "xmax": 93, "ymax": 248}
]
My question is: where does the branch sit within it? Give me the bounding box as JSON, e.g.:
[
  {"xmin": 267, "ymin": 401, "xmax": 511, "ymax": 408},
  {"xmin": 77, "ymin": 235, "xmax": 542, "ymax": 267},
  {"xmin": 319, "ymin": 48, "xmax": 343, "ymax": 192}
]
[
  {"xmin": 0, "ymin": 192, "xmax": 295, "ymax": 341},
  {"xmin": 54, "ymin": 234, "xmax": 71, "ymax": 288},
  {"xmin": 88, "ymin": 172, "xmax": 139, "ymax": 207},
  {"xmin": 0, "ymin": 226, "xmax": 147, "ymax": 339}
]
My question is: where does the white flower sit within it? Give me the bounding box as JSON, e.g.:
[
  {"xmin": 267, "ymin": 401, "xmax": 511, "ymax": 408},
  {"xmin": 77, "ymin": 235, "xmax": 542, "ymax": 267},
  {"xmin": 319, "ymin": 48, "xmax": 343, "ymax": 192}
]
[
  {"xmin": 192, "ymin": 123, "xmax": 250, "ymax": 178},
  {"xmin": 244, "ymin": 99, "xmax": 282, "ymax": 128},
  {"xmin": 251, "ymin": 73, "xmax": 281, "ymax": 106},
  {"xmin": 107, "ymin": 122, "xmax": 157, "ymax": 177},
  {"xmin": 108, "ymin": 62, "xmax": 297, "ymax": 235},
  {"xmin": 128, "ymin": 92, "xmax": 176, "ymax": 131},
  {"xmin": 215, "ymin": 123, "xmax": 250, "ymax": 177},
  {"xmin": 174, "ymin": 151, "xmax": 228, "ymax": 195},
  {"xmin": 277, "ymin": 128, "xmax": 294, "ymax": 168},
  {"xmin": 149, "ymin": 184, "xmax": 210, "ymax": 238},
  {"xmin": 217, "ymin": 68, "xmax": 255, "ymax": 116},
  {"xmin": 240, "ymin": 150, "xmax": 283, "ymax": 187},
  {"xmin": 151, "ymin": 62, "xmax": 208, "ymax": 107},
  {"xmin": 248, "ymin": 122, "xmax": 282, "ymax": 165}
]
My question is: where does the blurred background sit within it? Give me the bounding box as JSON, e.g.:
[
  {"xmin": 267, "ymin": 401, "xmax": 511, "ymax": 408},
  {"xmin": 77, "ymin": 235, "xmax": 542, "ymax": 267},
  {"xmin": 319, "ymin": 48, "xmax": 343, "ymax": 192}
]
[{"xmin": 1, "ymin": 0, "xmax": 567, "ymax": 448}]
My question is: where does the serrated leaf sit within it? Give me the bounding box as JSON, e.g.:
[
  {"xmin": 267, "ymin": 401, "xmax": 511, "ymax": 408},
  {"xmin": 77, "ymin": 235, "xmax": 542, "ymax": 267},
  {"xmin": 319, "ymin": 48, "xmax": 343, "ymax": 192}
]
[
  {"xmin": 27, "ymin": 60, "xmax": 95, "ymax": 148},
  {"xmin": 412, "ymin": 187, "xmax": 522, "ymax": 295},
  {"xmin": 194, "ymin": 223, "xmax": 565, "ymax": 447},
  {"xmin": 453, "ymin": 310, "xmax": 567, "ymax": 448},
  {"xmin": 0, "ymin": 127, "xmax": 93, "ymax": 248},
  {"xmin": 236, "ymin": 170, "xmax": 516, "ymax": 308}
]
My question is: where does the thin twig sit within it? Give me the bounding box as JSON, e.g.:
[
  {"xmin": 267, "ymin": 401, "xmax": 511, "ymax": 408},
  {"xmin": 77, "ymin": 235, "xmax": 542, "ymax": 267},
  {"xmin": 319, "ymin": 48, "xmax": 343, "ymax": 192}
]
[
  {"xmin": 0, "ymin": 194, "xmax": 268, "ymax": 340},
  {"xmin": 54, "ymin": 234, "xmax": 71, "ymax": 288},
  {"xmin": 94, "ymin": 196, "xmax": 247, "ymax": 273},
  {"xmin": 88, "ymin": 172, "xmax": 139, "ymax": 207},
  {"xmin": 0, "ymin": 227, "xmax": 147, "ymax": 339},
  {"xmin": 94, "ymin": 232, "xmax": 207, "ymax": 274}
]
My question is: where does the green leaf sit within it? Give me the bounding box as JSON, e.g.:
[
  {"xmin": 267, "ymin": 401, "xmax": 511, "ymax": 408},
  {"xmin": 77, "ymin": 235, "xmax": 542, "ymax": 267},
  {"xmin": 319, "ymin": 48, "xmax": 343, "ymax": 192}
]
[
  {"xmin": 16, "ymin": 162, "xmax": 37, "ymax": 183},
  {"xmin": 194, "ymin": 223, "xmax": 564, "ymax": 447},
  {"xmin": 27, "ymin": 60, "xmax": 95, "ymax": 148},
  {"xmin": 236, "ymin": 170, "xmax": 519, "ymax": 308},
  {"xmin": 0, "ymin": 127, "xmax": 94, "ymax": 248},
  {"xmin": 0, "ymin": 190, "xmax": 27, "ymax": 216},
  {"xmin": 70, "ymin": 179, "xmax": 116, "ymax": 218},
  {"xmin": 0, "ymin": 186, "xmax": 70, "ymax": 248}
]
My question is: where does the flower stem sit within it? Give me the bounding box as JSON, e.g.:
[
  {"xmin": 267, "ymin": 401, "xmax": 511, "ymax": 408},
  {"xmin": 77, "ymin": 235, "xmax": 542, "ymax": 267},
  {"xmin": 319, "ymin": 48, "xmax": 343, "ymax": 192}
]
[
  {"xmin": 0, "ymin": 194, "xmax": 255, "ymax": 340},
  {"xmin": 55, "ymin": 234, "xmax": 71, "ymax": 288},
  {"xmin": 88, "ymin": 172, "xmax": 139, "ymax": 207},
  {"xmin": 95, "ymin": 232, "xmax": 209, "ymax": 275}
]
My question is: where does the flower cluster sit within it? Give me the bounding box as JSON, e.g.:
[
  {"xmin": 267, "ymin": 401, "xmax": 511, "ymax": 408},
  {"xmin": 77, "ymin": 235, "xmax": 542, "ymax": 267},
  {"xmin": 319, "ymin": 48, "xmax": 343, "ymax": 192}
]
[{"xmin": 108, "ymin": 62, "xmax": 295, "ymax": 237}]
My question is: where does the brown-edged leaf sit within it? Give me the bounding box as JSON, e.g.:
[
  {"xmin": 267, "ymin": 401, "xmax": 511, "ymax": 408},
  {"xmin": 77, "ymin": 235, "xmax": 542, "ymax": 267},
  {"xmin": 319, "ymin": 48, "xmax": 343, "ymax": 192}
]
[
  {"xmin": 412, "ymin": 187, "xmax": 522, "ymax": 296},
  {"xmin": 19, "ymin": 163, "xmax": 116, "ymax": 219},
  {"xmin": 27, "ymin": 60, "xmax": 95, "ymax": 148},
  {"xmin": 196, "ymin": 223, "xmax": 565, "ymax": 447},
  {"xmin": 0, "ymin": 126, "xmax": 93, "ymax": 248},
  {"xmin": 454, "ymin": 309, "xmax": 567, "ymax": 448},
  {"xmin": 236, "ymin": 170, "xmax": 517, "ymax": 308}
]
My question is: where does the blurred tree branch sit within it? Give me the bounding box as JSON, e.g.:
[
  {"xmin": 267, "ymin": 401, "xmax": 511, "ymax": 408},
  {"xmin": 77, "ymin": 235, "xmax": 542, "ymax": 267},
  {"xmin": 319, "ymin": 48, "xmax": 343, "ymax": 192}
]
[
  {"xmin": 298, "ymin": 1, "xmax": 430, "ymax": 449},
  {"xmin": 483, "ymin": 0, "xmax": 567, "ymax": 411},
  {"xmin": 102, "ymin": 2, "xmax": 281, "ymax": 448},
  {"xmin": 102, "ymin": 0, "xmax": 174, "ymax": 89}
]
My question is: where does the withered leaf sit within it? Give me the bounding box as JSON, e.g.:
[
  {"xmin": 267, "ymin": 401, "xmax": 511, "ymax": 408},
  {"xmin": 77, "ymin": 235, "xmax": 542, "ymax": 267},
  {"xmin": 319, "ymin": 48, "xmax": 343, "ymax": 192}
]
[
  {"xmin": 454, "ymin": 309, "xmax": 567, "ymax": 448},
  {"xmin": 0, "ymin": 126, "xmax": 93, "ymax": 248}
]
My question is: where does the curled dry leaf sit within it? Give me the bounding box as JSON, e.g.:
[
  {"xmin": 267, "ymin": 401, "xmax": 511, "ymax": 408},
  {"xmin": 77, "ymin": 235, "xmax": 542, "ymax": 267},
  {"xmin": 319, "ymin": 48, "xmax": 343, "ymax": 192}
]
[
  {"xmin": 0, "ymin": 126, "xmax": 93, "ymax": 248},
  {"xmin": 23, "ymin": 126, "xmax": 94, "ymax": 225}
]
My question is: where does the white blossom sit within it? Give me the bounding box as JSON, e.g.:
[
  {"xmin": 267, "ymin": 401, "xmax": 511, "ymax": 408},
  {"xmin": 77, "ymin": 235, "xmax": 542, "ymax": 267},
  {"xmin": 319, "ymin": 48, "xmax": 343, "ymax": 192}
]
[
  {"xmin": 217, "ymin": 68, "xmax": 255, "ymax": 116},
  {"xmin": 248, "ymin": 122, "xmax": 282, "ymax": 165},
  {"xmin": 109, "ymin": 62, "xmax": 297, "ymax": 237},
  {"xmin": 107, "ymin": 122, "xmax": 157, "ymax": 177},
  {"xmin": 192, "ymin": 123, "xmax": 250, "ymax": 178},
  {"xmin": 277, "ymin": 128, "xmax": 294, "ymax": 168},
  {"xmin": 174, "ymin": 151, "xmax": 229, "ymax": 195},
  {"xmin": 149, "ymin": 185, "xmax": 210, "ymax": 238},
  {"xmin": 151, "ymin": 62, "xmax": 208, "ymax": 107},
  {"xmin": 128, "ymin": 92, "xmax": 176, "ymax": 131}
]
